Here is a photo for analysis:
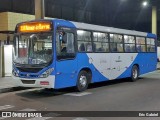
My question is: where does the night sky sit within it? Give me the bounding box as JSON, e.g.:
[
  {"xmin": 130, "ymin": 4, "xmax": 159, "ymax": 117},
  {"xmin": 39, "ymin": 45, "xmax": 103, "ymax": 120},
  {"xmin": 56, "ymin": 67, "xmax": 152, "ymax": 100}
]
[{"xmin": 0, "ymin": 0, "xmax": 160, "ymax": 38}]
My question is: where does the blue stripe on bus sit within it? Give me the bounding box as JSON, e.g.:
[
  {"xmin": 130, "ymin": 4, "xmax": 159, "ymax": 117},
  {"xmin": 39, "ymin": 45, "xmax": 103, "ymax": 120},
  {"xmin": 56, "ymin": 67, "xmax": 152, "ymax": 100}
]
[
  {"xmin": 147, "ymin": 33, "xmax": 157, "ymax": 38},
  {"xmin": 54, "ymin": 52, "xmax": 157, "ymax": 89},
  {"xmin": 54, "ymin": 53, "xmax": 109, "ymax": 89},
  {"xmin": 117, "ymin": 53, "xmax": 157, "ymax": 79},
  {"xmin": 54, "ymin": 20, "xmax": 76, "ymax": 28}
]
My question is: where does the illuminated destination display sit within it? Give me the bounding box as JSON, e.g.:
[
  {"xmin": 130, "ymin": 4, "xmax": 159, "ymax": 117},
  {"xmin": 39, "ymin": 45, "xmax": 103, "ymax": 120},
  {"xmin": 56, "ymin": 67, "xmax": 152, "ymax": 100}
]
[{"xmin": 18, "ymin": 22, "xmax": 52, "ymax": 32}]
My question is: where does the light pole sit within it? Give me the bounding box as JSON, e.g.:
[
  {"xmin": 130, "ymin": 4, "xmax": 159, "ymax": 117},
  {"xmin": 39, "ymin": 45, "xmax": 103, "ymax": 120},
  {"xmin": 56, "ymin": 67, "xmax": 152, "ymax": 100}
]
[
  {"xmin": 35, "ymin": 0, "xmax": 45, "ymax": 19},
  {"xmin": 142, "ymin": 1, "xmax": 157, "ymax": 34},
  {"xmin": 152, "ymin": 6, "xmax": 157, "ymax": 35}
]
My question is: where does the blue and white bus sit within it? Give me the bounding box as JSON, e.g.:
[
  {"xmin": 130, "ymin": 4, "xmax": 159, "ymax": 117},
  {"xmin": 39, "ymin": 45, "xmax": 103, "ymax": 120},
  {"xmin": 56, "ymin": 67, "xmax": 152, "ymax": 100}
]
[{"xmin": 12, "ymin": 19, "xmax": 157, "ymax": 91}]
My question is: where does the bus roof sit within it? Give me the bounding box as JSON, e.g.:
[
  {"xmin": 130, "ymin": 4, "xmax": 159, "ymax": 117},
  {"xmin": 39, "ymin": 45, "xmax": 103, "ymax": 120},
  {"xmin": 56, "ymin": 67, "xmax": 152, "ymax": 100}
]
[
  {"xmin": 16, "ymin": 19, "xmax": 156, "ymax": 38},
  {"xmin": 53, "ymin": 19, "xmax": 156, "ymax": 38},
  {"xmin": 72, "ymin": 21, "xmax": 156, "ymax": 38}
]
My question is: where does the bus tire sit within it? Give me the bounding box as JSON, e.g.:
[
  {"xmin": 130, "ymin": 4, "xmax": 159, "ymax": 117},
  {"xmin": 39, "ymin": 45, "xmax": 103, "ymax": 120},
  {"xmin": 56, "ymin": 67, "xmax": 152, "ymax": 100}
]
[
  {"xmin": 131, "ymin": 65, "xmax": 139, "ymax": 82},
  {"xmin": 76, "ymin": 71, "xmax": 89, "ymax": 92}
]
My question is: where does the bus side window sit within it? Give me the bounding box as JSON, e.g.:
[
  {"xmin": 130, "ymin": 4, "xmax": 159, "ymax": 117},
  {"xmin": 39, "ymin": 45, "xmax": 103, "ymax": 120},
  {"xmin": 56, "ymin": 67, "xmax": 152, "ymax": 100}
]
[
  {"xmin": 110, "ymin": 34, "xmax": 123, "ymax": 53},
  {"xmin": 56, "ymin": 31, "xmax": 75, "ymax": 60},
  {"xmin": 86, "ymin": 43, "xmax": 92, "ymax": 52},
  {"xmin": 137, "ymin": 45, "xmax": 142, "ymax": 52},
  {"xmin": 93, "ymin": 32, "xmax": 109, "ymax": 52},
  {"xmin": 124, "ymin": 35, "xmax": 136, "ymax": 53},
  {"xmin": 66, "ymin": 33, "xmax": 75, "ymax": 53},
  {"xmin": 136, "ymin": 37, "xmax": 146, "ymax": 52},
  {"xmin": 147, "ymin": 38, "xmax": 156, "ymax": 52},
  {"xmin": 79, "ymin": 43, "xmax": 85, "ymax": 51},
  {"xmin": 77, "ymin": 30, "xmax": 92, "ymax": 52}
]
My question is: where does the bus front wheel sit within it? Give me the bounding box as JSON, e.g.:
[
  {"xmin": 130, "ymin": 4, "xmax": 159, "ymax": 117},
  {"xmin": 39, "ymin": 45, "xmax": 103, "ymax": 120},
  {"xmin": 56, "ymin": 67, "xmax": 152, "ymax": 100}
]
[
  {"xmin": 76, "ymin": 71, "xmax": 89, "ymax": 92},
  {"xmin": 131, "ymin": 65, "xmax": 139, "ymax": 82}
]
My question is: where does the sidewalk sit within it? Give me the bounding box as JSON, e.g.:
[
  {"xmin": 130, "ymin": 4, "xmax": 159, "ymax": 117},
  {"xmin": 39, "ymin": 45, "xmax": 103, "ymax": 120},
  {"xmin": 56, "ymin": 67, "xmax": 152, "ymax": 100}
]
[
  {"xmin": 0, "ymin": 77, "xmax": 16, "ymax": 93},
  {"xmin": 0, "ymin": 77, "xmax": 32, "ymax": 93}
]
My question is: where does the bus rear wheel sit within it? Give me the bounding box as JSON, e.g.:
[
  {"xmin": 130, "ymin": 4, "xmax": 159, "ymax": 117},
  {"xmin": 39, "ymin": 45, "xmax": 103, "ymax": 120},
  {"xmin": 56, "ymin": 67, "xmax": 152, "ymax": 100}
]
[
  {"xmin": 76, "ymin": 71, "xmax": 89, "ymax": 92},
  {"xmin": 131, "ymin": 65, "xmax": 139, "ymax": 82}
]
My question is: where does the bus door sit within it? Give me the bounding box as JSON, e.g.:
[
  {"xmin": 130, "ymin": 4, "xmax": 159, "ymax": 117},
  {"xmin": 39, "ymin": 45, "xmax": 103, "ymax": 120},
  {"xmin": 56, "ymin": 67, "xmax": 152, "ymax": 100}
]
[{"xmin": 55, "ymin": 28, "xmax": 77, "ymax": 88}]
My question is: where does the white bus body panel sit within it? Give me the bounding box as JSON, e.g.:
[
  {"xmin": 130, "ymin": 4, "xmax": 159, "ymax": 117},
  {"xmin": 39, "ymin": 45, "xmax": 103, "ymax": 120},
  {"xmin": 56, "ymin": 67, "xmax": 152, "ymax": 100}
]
[
  {"xmin": 87, "ymin": 53, "xmax": 138, "ymax": 80},
  {"xmin": 12, "ymin": 75, "xmax": 55, "ymax": 88}
]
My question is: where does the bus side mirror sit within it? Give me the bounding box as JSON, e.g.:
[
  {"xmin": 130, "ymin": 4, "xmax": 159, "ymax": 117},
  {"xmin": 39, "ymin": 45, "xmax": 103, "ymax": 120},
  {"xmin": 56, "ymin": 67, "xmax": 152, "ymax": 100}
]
[
  {"xmin": 59, "ymin": 32, "xmax": 67, "ymax": 43},
  {"xmin": 59, "ymin": 33, "xmax": 63, "ymax": 41}
]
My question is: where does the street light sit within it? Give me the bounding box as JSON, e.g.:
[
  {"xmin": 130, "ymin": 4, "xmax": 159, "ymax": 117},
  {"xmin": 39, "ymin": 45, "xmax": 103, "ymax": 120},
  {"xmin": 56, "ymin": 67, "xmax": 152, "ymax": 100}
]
[{"xmin": 142, "ymin": 1, "xmax": 148, "ymax": 7}]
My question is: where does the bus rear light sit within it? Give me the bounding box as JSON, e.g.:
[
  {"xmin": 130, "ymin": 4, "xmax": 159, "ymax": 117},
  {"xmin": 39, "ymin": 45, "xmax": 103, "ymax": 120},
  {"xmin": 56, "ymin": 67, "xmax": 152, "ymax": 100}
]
[{"xmin": 40, "ymin": 81, "xmax": 49, "ymax": 85}]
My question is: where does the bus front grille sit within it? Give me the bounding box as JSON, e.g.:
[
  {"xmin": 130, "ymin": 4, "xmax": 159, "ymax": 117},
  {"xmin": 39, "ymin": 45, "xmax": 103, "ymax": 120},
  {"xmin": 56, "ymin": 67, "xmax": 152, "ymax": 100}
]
[
  {"xmin": 17, "ymin": 67, "xmax": 42, "ymax": 73},
  {"xmin": 21, "ymin": 80, "xmax": 36, "ymax": 84}
]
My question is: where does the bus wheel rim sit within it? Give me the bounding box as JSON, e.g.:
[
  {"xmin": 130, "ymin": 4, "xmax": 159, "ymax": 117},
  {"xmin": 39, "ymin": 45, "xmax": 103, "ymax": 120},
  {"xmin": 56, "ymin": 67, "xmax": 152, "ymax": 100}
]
[
  {"xmin": 79, "ymin": 75, "xmax": 87, "ymax": 88},
  {"xmin": 133, "ymin": 69, "xmax": 138, "ymax": 79}
]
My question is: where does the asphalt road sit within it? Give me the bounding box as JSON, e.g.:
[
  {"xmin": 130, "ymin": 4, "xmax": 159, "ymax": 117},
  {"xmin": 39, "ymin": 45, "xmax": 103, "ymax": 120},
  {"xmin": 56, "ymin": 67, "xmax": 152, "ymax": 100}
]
[{"xmin": 0, "ymin": 71, "xmax": 160, "ymax": 120}]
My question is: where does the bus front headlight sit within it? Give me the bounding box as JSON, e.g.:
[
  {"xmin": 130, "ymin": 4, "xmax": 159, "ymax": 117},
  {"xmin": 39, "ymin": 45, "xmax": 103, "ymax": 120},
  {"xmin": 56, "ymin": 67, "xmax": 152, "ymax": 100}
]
[
  {"xmin": 39, "ymin": 68, "xmax": 54, "ymax": 78},
  {"xmin": 12, "ymin": 69, "xmax": 19, "ymax": 77}
]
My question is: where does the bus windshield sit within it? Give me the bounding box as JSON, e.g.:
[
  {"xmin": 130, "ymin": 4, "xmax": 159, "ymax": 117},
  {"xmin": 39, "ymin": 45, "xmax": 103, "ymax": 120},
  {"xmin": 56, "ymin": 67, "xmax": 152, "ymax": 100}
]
[{"xmin": 13, "ymin": 32, "xmax": 53, "ymax": 66}]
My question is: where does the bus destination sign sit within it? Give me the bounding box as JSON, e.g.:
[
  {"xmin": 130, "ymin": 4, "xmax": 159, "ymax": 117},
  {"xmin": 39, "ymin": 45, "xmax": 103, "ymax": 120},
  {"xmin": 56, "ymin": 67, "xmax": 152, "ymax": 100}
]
[{"xmin": 18, "ymin": 22, "xmax": 52, "ymax": 33}]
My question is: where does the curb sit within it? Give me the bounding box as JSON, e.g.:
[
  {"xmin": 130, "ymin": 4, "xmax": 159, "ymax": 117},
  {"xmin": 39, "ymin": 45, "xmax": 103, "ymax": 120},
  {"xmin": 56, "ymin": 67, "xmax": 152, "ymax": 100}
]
[
  {"xmin": 0, "ymin": 87, "xmax": 31, "ymax": 93},
  {"xmin": 0, "ymin": 87, "xmax": 14, "ymax": 93}
]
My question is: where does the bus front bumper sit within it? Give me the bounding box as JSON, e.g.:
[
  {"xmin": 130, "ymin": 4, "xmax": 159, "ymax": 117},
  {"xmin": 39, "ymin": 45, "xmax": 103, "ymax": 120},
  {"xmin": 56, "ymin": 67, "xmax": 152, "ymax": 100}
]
[{"xmin": 12, "ymin": 75, "xmax": 55, "ymax": 88}]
